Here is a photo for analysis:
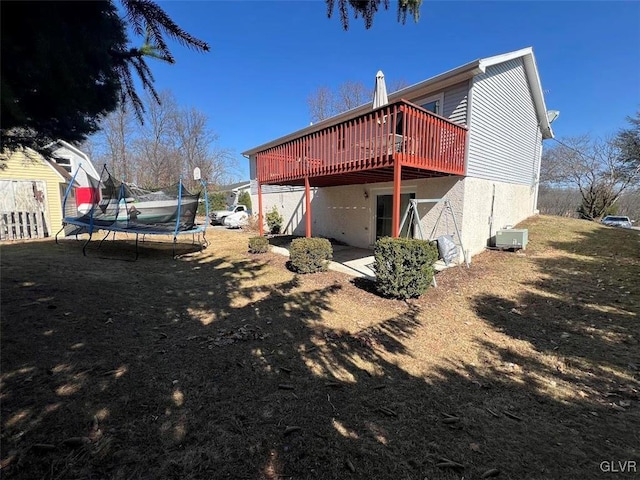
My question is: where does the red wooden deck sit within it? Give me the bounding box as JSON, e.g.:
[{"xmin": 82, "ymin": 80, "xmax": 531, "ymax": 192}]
[{"xmin": 256, "ymin": 100, "xmax": 467, "ymax": 188}]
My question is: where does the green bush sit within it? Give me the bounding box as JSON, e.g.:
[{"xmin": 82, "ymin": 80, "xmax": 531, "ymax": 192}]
[
  {"xmin": 237, "ymin": 190, "xmax": 252, "ymax": 212},
  {"xmin": 248, "ymin": 236, "xmax": 269, "ymax": 254},
  {"xmin": 198, "ymin": 191, "xmax": 227, "ymax": 216},
  {"xmin": 289, "ymin": 237, "xmax": 333, "ymax": 274},
  {"xmin": 266, "ymin": 206, "xmax": 284, "ymax": 234},
  {"xmin": 374, "ymin": 237, "xmax": 438, "ymax": 299},
  {"xmin": 210, "ymin": 191, "xmax": 228, "ymax": 211}
]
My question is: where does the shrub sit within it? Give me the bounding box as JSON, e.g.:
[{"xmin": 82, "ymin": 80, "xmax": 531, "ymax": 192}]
[
  {"xmin": 266, "ymin": 206, "xmax": 284, "ymax": 234},
  {"xmin": 244, "ymin": 214, "xmax": 261, "ymax": 234},
  {"xmin": 289, "ymin": 237, "xmax": 333, "ymax": 274},
  {"xmin": 248, "ymin": 236, "xmax": 269, "ymax": 254},
  {"xmin": 210, "ymin": 191, "xmax": 228, "ymax": 211},
  {"xmin": 237, "ymin": 190, "xmax": 252, "ymax": 212},
  {"xmin": 374, "ymin": 237, "xmax": 438, "ymax": 299}
]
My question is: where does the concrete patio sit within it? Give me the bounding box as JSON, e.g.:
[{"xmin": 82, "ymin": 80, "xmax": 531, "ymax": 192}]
[
  {"xmin": 269, "ymin": 241, "xmax": 376, "ymax": 279},
  {"xmin": 268, "ymin": 235, "xmax": 455, "ymax": 281}
]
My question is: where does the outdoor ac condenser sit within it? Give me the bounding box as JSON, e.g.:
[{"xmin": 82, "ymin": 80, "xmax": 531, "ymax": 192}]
[{"xmin": 495, "ymin": 229, "xmax": 528, "ymax": 250}]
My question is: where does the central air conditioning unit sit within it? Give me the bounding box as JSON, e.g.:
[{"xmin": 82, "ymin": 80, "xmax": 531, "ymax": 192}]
[{"xmin": 495, "ymin": 229, "xmax": 528, "ymax": 250}]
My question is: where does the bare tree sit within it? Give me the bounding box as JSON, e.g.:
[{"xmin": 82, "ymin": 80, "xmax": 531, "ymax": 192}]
[
  {"xmin": 89, "ymin": 89, "xmax": 239, "ymax": 190},
  {"xmin": 307, "ymin": 86, "xmax": 337, "ymax": 123},
  {"xmin": 171, "ymin": 107, "xmax": 237, "ymax": 189},
  {"xmin": 134, "ymin": 91, "xmax": 180, "ymax": 187},
  {"xmin": 388, "ymin": 79, "xmax": 410, "ymax": 94},
  {"xmin": 308, "ymin": 77, "xmax": 413, "ymax": 123},
  {"xmin": 541, "ymin": 134, "xmax": 640, "ymax": 220},
  {"xmin": 537, "ymin": 186, "xmax": 581, "ymax": 217},
  {"xmin": 92, "ymin": 103, "xmax": 136, "ymax": 181},
  {"xmin": 336, "ymin": 81, "xmax": 368, "ymax": 111}
]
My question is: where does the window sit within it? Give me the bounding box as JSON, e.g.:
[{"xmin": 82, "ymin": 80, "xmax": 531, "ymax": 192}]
[
  {"xmin": 416, "ymin": 93, "xmax": 444, "ymax": 115},
  {"xmin": 422, "ymin": 100, "xmax": 440, "ymax": 114},
  {"xmin": 55, "ymin": 157, "xmax": 72, "ymax": 173}
]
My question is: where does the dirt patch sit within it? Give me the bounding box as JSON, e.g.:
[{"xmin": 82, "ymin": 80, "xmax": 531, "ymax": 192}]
[{"xmin": 1, "ymin": 216, "xmax": 638, "ymax": 479}]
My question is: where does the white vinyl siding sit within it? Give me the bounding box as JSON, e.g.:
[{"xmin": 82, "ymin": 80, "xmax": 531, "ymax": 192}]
[
  {"xmin": 442, "ymin": 81, "xmax": 468, "ymax": 125},
  {"xmin": 407, "ymin": 81, "xmax": 468, "ymax": 126},
  {"xmin": 466, "ymin": 58, "xmax": 541, "ymax": 185}
]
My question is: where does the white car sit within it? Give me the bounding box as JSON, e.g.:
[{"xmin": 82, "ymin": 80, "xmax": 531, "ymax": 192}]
[
  {"xmin": 210, "ymin": 204, "xmax": 248, "ymax": 225},
  {"xmin": 223, "ymin": 209, "xmax": 250, "ymax": 228},
  {"xmin": 601, "ymin": 215, "xmax": 633, "ymax": 229}
]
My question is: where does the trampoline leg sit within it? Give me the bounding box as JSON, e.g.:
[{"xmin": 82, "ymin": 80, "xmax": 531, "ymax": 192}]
[
  {"xmin": 55, "ymin": 224, "xmax": 65, "ymax": 245},
  {"xmin": 82, "ymin": 233, "xmax": 93, "ymax": 256},
  {"xmin": 202, "ymin": 231, "xmax": 208, "ymax": 250},
  {"xmin": 98, "ymin": 231, "xmax": 110, "ymax": 250},
  {"xmin": 172, "ymin": 236, "xmax": 177, "ymax": 258},
  {"xmin": 134, "ymin": 233, "xmax": 140, "ymax": 261}
]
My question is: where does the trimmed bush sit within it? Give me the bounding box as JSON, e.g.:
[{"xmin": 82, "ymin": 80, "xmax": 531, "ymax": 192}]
[
  {"xmin": 374, "ymin": 237, "xmax": 439, "ymax": 299},
  {"xmin": 289, "ymin": 237, "xmax": 333, "ymax": 274},
  {"xmin": 266, "ymin": 206, "xmax": 283, "ymax": 234},
  {"xmin": 248, "ymin": 236, "xmax": 269, "ymax": 254}
]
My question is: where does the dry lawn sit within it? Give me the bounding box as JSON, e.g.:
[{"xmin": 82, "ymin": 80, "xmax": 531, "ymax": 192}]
[{"xmin": 1, "ymin": 215, "xmax": 639, "ymax": 479}]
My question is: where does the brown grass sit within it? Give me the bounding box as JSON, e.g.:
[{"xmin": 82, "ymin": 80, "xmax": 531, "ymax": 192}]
[{"xmin": 1, "ymin": 216, "xmax": 638, "ymax": 479}]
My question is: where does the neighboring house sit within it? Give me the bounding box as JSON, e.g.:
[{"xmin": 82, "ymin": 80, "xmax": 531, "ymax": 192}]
[
  {"xmin": 0, "ymin": 148, "xmax": 76, "ymax": 240},
  {"xmin": 243, "ymin": 47, "xmax": 556, "ymax": 259},
  {"xmin": 217, "ymin": 181, "xmax": 251, "ymax": 208},
  {"xmin": 47, "ymin": 140, "xmax": 101, "ymax": 214}
]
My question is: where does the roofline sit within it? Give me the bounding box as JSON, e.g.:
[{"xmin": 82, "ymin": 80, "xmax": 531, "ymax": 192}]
[
  {"xmin": 45, "ymin": 139, "xmax": 102, "ymax": 179},
  {"xmin": 45, "ymin": 158, "xmax": 78, "ymax": 184},
  {"xmin": 243, "ymin": 47, "xmax": 553, "ymax": 156}
]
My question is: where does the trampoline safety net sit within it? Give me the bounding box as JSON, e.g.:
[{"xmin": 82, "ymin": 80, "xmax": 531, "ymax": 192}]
[{"xmin": 65, "ymin": 167, "xmax": 202, "ymax": 235}]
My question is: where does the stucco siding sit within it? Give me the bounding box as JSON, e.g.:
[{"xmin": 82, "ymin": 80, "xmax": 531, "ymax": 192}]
[
  {"xmin": 311, "ymin": 184, "xmax": 373, "ymax": 247},
  {"xmin": 460, "ymin": 177, "xmax": 535, "ymax": 257},
  {"xmin": 467, "ymin": 58, "xmax": 541, "ymax": 185},
  {"xmin": 304, "ymin": 176, "xmax": 464, "ymax": 249},
  {"xmin": 0, "ymin": 150, "xmax": 65, "ymax": 237},
  {"xmin": 251, "ymin": 187, "xmax": 312, "ymax": 236}
]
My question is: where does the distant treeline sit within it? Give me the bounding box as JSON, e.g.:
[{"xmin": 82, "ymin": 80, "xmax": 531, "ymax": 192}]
[{"xmin": 538, "ymin": 186, "xmax": 640, "ymax": 221}]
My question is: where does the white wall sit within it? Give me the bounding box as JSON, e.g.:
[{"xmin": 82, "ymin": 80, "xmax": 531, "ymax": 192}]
[
  {"xmin": 311, "ymin": 184, "xmax": 372, "ymax": 247},
  {"xmin": 251, "ymin": 187, "xmax": 311, "ymax": 235},
  {"xmin": 307, "ymin": 176, "xmax": 463, "ymax": 249},
  {"xmin": 253, "ymin": 175, "xmax": 536, "ymax": 261},
  {"xmin": 460, "ymin": 177, "xmax": 536, "ymax": 257}
]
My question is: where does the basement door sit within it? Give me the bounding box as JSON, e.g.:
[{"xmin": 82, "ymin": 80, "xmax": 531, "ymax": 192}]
[{"xmin": 375, "ymin": 193, "xmax": 415, "ymax": 239}]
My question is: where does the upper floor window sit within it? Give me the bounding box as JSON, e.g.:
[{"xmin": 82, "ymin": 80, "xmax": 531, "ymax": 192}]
[{"xmin": 416, "ymin": 93, "xmax": 444, "ymax": 116}]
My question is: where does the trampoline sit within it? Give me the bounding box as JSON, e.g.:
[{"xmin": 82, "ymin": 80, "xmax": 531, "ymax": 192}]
[{"xmin": 56, "ymin": 165, "xmax": 209, "ymax": 259}]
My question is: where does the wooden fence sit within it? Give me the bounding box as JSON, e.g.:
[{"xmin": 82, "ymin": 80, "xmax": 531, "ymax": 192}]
[{"xmin": 0, "ymin": 211, "xmax": 49, "ymax": 241}]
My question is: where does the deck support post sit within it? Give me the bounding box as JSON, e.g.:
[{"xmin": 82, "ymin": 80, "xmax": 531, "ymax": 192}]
[
  {"xmin": 305, "ymin": 176, "xmax": 312, "ymax": 238},
  {"xmin": 258, "ymin": 181, "xmax": 264, "ymax": 236},
  {"xmin": 392, "ymin": 160, "xmax": 402, "ymax": 238}
]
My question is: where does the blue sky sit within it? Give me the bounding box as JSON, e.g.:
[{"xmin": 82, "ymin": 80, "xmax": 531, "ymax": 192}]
[{"xmin": 145, "ymin": 1, "xmax": 639, "ymax": 180}]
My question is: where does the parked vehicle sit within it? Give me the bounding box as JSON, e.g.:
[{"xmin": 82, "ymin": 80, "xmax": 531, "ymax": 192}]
[
  {"xmin": 601, "ymin": 215, "xmax": 633, "ymax": 229},
  {"xmin": 210, "ymin": 204, "xmax": 248, "ymax": 225},
  {"xmin": 223, "ymin": 209, "xmax": 250, "ymax": 228}
]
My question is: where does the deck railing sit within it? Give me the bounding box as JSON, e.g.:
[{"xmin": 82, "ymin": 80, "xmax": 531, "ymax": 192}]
[{"xmin": 256, "ymin": 100, "xmax": 467, "ymax": 185}]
